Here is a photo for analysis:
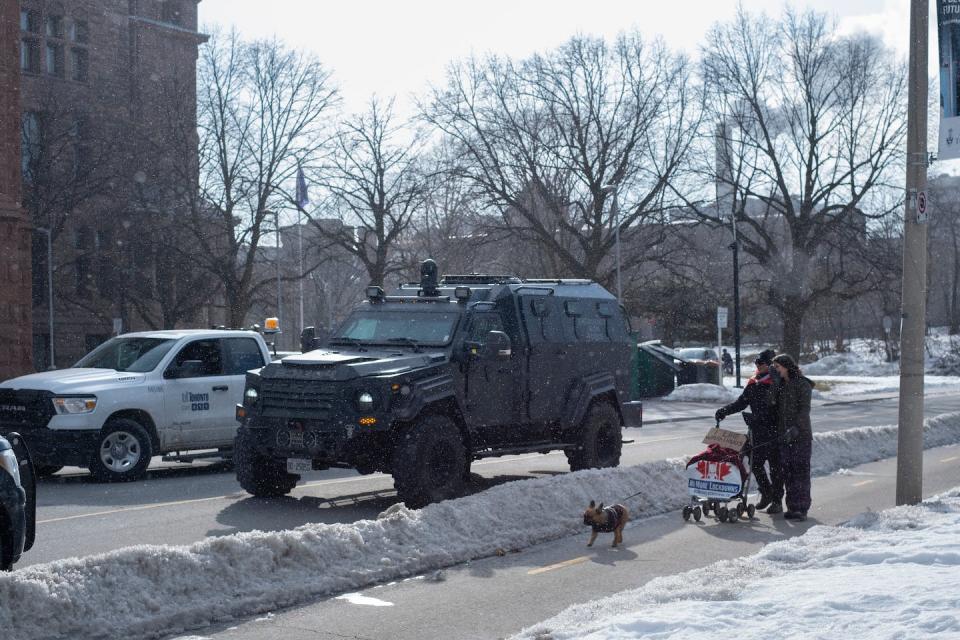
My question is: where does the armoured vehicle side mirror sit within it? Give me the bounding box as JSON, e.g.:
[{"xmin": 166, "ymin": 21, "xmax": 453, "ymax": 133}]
[
  {"xmin": 482, "ymin": 331, "xmax": 512, "ymax": 360},
  {"xmin": 300, "ymin": 326, "xmax": 316, "ymax": 353}
]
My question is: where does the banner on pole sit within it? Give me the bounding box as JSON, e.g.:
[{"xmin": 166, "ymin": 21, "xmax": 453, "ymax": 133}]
[{"xmin": 939, "ymin": 0, "xmax": 960, "ymax": 160}]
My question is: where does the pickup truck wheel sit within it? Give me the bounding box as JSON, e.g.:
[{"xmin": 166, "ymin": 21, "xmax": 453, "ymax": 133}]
[
  {"xmin": 235, "ymin": 429, "xmax": 297, "ymax": 498},
  {"xmin": 33, "ymin": 464, "xmax": 63, "ymax": 478},
  {"xmin": 567, "ymin": 402, "xmax": 622, "ymax": 471},
  {"xmin": 392, "ymin": 415, "xmax": 466, "ymax": 509},
  {"xmin": 89, "ymin": 419, "xmax": 153, "ymax": 482}
]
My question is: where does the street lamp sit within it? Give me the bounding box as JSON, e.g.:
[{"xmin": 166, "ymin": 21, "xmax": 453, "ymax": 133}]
[
  {"xmin": 34, "ymin": 226, "xmax": 55, "ymax": 369},
  {"xmin": 600, "ymin": 184, "xmax": 622, "ymax": 303}
]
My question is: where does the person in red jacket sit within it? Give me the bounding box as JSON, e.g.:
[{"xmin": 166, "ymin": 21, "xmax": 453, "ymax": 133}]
[{"xmin": 715, "ymin": 349, "xmax": 784, "ymax": 513}]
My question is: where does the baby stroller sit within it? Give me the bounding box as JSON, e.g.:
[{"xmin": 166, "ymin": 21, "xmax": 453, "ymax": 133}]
[{"xmin": 682, "ymin": 421, "xmax": 756, "ymax": 523}]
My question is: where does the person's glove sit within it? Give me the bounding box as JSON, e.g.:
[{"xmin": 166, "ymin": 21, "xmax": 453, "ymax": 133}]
[
  {"xmin": 714, "ymin": 408, "xmax": 727, "ymax": 422},
  {"xmin": 781, "ymin": 427, "xmax": 799, "ymax": 444}
]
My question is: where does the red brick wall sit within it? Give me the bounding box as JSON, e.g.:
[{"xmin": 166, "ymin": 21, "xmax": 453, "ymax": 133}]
[{"xmin": 0, "ymin": 0, "xmax": 34, "ymax": 378}]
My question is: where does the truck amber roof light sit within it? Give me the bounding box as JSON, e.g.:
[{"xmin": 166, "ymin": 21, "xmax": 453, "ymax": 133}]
[
  {"xmin": 366, "ymin": 286, "xmax": 385, "ymax": 302},
  {"xmin": 454, "ymin": 286, "xmax": 471, "ymax": 302},
  {"xmin": 264, "ymin": 317, "xmax": 280, "ymax": 333}
]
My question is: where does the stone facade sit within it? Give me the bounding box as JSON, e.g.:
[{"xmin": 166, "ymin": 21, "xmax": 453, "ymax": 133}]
[
  {"xmin": 13, "ymin": 0, "xmax": 205, "ymax": 369},
  {"xmin": 0, "ymin": 0, "xmax": 33, "ymax": 379}
]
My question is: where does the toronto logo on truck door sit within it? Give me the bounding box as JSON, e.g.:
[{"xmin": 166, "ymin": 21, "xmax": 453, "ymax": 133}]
[{"xmin": 181, "ymin": 392, "xmax": 210, "ymax": 412}]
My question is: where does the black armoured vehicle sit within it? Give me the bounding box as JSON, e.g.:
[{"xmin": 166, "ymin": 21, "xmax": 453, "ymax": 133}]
[{"xmin": 234, "ymin": 260, "xmax": 642, "ymax": 507}]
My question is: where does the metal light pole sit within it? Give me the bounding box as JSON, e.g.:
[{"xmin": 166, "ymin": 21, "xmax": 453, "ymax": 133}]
[
  {"xmin": 273, "ymin": 210, "xmax": 283, "ymax": 349},
  {"xmin": 715, "ymin": 121, "xmax": 742, "ymax": 388},
  {"xmin": 600, "ymin": 184, "xmax": 622, "ymax": 303},
  {"xmin": 35, "ymin": 226, "xmax": 55, "ymax": 369},
  {"xmin": 896, "ymin": 0, "xmax": 928, "ymax": 506},
  {"xmin": 731, "ymin": 220, "xmax": 742, "ymax": 388}
]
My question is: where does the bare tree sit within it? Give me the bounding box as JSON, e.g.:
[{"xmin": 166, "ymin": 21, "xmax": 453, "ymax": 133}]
[
  {"xmin": 188, "ymin": 31, "xmax": 338, "ymax": 328},
  {"xmin": 688, "ymin": 8, "xmax": 907, "ymax": 358},
  {"xmin": 422, "ymin": 33, "xmax": 699, "ymax": 299},
  {"xmin": 307, "ymin": 97, "xmax": 428, "ymax": 287}
]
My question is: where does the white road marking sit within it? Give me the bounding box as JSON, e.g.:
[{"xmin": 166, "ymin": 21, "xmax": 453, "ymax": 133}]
[
  {"xmin": 852, "ymin": 480, "xmax": 876, "ymax": 487},
  {"xmin": 336, "ymin": 592, "xmax": 394, "ymax": 607},
  {"xmin": 940, "ymin": 456, "xmax": 959, "ymax": 463},
  {"xmin": 528, "ymin": 556, "xmax": 589, "ymax": 575}
]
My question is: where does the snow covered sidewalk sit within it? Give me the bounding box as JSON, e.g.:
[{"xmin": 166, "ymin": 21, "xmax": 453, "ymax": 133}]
[
  {"xmin": 3, "ymin": 413, "xmax": 960, "ymax": 640},
  {"xmin": 512, "ymin": 489, "xmax": 960, "ymax": 639}
]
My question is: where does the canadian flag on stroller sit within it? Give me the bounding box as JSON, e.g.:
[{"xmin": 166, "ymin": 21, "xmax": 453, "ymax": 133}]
[{"xmin": 682, "ymin": 423, "xmax": 756, "ymax": 523}]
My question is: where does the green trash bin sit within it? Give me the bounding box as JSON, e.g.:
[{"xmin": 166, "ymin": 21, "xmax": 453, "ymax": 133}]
[{"xmin": 634, "ymin": 341, "xmax": 679, "ymax": 398}]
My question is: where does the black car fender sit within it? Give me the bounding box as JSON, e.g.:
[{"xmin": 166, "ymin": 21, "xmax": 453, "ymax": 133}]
[
  {"xmin": 8, "ymin": 434, "xmax": 36, "ymax": 553},
  {"xmin": 394, "ymin": 372, "xmax": 460, "ymax": 422},
  {"xmin": 562, "ymin": 372, "xmax": 620, "ymax": 430}
]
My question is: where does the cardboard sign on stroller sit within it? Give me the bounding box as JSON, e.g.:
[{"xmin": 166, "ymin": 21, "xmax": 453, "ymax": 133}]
[{"xmin": 702, "ymin": 427, "xmax": 748, "ymax": 452}]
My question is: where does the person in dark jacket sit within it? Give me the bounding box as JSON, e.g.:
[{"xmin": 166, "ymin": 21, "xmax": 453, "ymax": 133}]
[
  {"xmin": 771, "ymin": 354, "xmax": 815, "ymax": 521},
  {"xmin": 715, "ymin": 348, "xmax": 783, "ymax": 513},
  {"xmin": 721, "ymin": 349, "xmax": 734, "ymax": 375}
]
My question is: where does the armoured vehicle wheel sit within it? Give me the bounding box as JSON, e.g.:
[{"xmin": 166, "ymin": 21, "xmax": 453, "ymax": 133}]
[
  {"xmin": 235, "ymin": 429, "xmax": 298, "ymax": 498},
  {"xmin": 567, "ymin": 402, "xmax": 621, "ymax": 471},
  {"xmin": 89, "ymin": 419, "xmax": 152, "ymax": 482},
  {"xmin": 392, "ymin": 415, "xmax": 466, "ymax": 509},
  {"xmin": 33, "ymin": 464, "xmax": 63, "ymax": 478}
]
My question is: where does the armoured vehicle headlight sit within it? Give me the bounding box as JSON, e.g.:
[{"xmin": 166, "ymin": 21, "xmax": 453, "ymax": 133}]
[
  {"xmin": 0, "ymin": 447, "xmax": 21, "ymax": 488},
  {"xmin": 245, "ymin": 387, "xmax": 259, "ymax": 401},
  {"xmin": 356, "ymin": 391, "xmax": 375, "ymax": 411},
  {"xmin": 52, "ymin": 396, "xmax": 98, "ymax": 415}
]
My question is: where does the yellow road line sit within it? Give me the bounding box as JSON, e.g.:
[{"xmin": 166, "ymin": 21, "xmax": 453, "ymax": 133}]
[
  {"xmin": 940, "ymin": 456, "xmax": 959, "ymax": 463},
  {"xmin": 528, "ymin": 556, "xmax": 589, "ymax": 575},
  {"xmin": 852, "ymin": 480, "xmax": 875, "ymax": 487}
]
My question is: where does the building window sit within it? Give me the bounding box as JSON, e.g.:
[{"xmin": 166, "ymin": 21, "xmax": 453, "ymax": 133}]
[
  {"xmin": 21, "ymin": 112, "xmax": 41, "ymax": 183},
  {"xmin": 20, "ymin": 9, "xmax": 40, "ymax": 33},
  {"xmin": 45, "ymin": 15, "xmax": 63, "ymax": 38},
  {"xmin": 162, "ymin": 1, "xmax": 183, "ymax": 25},
  {"xmin": 20, "ymin": 38, "xmax": 40, "ymax": 73},
  {"xmin": 46, "ymin": 42, "xmax": 64, "ymax": 77},
  {"xmin": 71, "ymin": 48, "xmax": 88, "ymax": 82},
  {"xmin": 70, "ymin": 20, "xmax": 89, "ymax": 43}
]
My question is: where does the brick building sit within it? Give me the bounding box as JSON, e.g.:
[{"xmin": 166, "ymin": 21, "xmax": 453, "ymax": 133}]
[
  {"xmin": 0, "ymin": 0, "xmax": 34, "ymax": 379},
  {"xmin": 12, "ymin": 0, "xmax": 206, "ymax": 370}
]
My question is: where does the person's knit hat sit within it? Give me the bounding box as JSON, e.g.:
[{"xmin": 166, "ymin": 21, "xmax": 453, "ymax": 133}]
[{"xmin": 754, "ymin": 349, "xmax": 776, "ymax": 366}]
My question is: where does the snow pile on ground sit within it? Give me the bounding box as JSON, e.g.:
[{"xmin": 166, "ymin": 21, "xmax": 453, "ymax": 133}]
[
  {"xmin": 661, "ymin": 383, "xmax": 740, "ymax": 403},
  {"xmin": 512, "ymin": 489, "xmax": 960, "ymax": 639},
  {"xmin": 808, "ymin": 374, "xmax": 960, "ymax": 397},
  {"xmin": 3, "ymin": 412, "xmax": 960, "ymax": 640},
  {"xmin": 803, "ymin": 352, "xmax": 899, "ymax": 376}
]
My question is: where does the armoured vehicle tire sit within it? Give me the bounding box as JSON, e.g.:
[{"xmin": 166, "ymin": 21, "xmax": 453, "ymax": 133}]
[
  {"xmin": 33, "ymin": 464, "xmax": 63, "ymax": 478},
  {"xmin": 566, "ymin": 401, "xmax": 622, "ymax": 471},
  {"xmin": 89, "ymin": 418, "xmax": 153, "ymax": 482},
  {"xmin": 392, "ymin": 415, "xmax": 467, "ymax": 509},
  {"xmin": 235, "ymin": 429, "xmax": 298, "ymax": 498}
]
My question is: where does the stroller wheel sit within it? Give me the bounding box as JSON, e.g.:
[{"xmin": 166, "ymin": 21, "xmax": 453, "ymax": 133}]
[
  {"xmin": 702, "ymin": 502, "xmax": 711, "ymax": 516},
  {"xmin": 747, "ymin": 504, "xmax": 757, "ymax": 519},
  {"xmin": 682, "ymin": 505, "xmax": 692, "ymax": 522},
  {"xmin": 693, "ymin": 506, "xmax": 702, "ymax": 522},
  {"xmin": 737, "ymin": 503, "xmax": 746, "ymax": 518},
  {"xmin": 717, "ymin": 506, "xmax": 729, "ymax": 523}
]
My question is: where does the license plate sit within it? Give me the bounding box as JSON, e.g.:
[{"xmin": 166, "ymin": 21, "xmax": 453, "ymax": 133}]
[
  {"xmin": 289, "ymin": 430, "xmax": 304, "ymax": 448},
  {"xmin": 286, "ymin": 458, "xmax": 311, "ymax": 473}
]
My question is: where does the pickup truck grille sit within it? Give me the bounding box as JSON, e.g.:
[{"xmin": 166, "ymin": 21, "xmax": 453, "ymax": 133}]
[
  {"xmin": 259, "ymin": 379, "xmax": 337, "ymax": 418},
  {"xmin": 0, "ymin": 389, "xmax": 55, "ymax": 431}
]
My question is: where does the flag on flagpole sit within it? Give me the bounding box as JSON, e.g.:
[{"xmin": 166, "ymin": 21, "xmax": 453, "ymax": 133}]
[{"xmin": 296, "ymin": 166, "xmax": 309, "ymax": 208}]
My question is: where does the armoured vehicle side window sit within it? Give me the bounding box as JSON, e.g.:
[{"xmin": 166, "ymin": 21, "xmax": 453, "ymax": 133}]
[
  {"xmin": 167, "ymin": 339, "xmax": 223, "ymax": 377},
  {"xmin": 223, "ymin": 337, "xmax": 265, "ymax": 375},
  {"xmin": 521, "ymin": 295, "xmax": 563, "ymax": 343}
]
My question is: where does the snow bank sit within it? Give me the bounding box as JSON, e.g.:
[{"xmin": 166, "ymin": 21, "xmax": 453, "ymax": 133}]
[
  {"xmin": 809, "ymin": 374, "xmax": 960, "ymax": 397},
  {"xmin": 803, "ymin": 352, "xmax": 899, "ymax": 376},
  {"xmin": 512, "ymin": 489, "xmax": 960, "ymax": 639},
  {"xmin": 661, "ymin": 383, "xmax": 739, "ymax": 403},
  {"xmin": 3, "ymin": 412, "xmax": 960, "ymax": 640}
]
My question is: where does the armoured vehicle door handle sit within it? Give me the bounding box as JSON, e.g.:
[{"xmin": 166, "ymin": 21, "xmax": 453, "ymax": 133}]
[{"xmin": 212, "ymin": 385, "xmax": 229, "ymax": 392}]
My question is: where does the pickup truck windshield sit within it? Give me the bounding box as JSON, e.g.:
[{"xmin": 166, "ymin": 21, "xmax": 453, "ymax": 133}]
[
  {"xmin": 74, "ymin": 337, "xmax": 177, "ymax": 372},
  {"xmin": 332, "ymin": 310, "xmax": 460, "ymax": 346}
]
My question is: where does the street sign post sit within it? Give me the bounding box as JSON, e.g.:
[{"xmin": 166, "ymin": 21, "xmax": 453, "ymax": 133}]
[{"xmin": 717, "ymin": 306, "xmax": 729, "ymax": 386}]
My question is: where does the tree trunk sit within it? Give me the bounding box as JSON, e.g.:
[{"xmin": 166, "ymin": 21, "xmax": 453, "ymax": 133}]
[{"xmin": 780, "ymin": 299, "xmax": 805, "ymax": 361}]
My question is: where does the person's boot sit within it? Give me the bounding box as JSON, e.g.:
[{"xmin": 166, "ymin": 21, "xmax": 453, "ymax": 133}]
[
  {"xmin": 755, "ymin": 495, "xmax": 772, "ymax": 511},
  {"xmin": 766, "ymin": 502, "xmax": 783, "ymax": 515},
  {"xmin": 784, "ymin": 511, "xmax": 807, "ymax": 521}
]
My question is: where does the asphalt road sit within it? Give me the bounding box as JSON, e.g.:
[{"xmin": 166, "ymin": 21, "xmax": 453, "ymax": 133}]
[
  {"xmin": 24, "ymin": 392, "xmax": 960, "ymax": 568},
  {"xmin": 186, "ymin": 441, "xmax": 960, "ymax": 640}
]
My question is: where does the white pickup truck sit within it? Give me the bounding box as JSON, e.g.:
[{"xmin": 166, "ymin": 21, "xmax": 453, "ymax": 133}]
[{"xmin": 0, "ymin": 330, "xmax": 272, "ymax": 481}]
